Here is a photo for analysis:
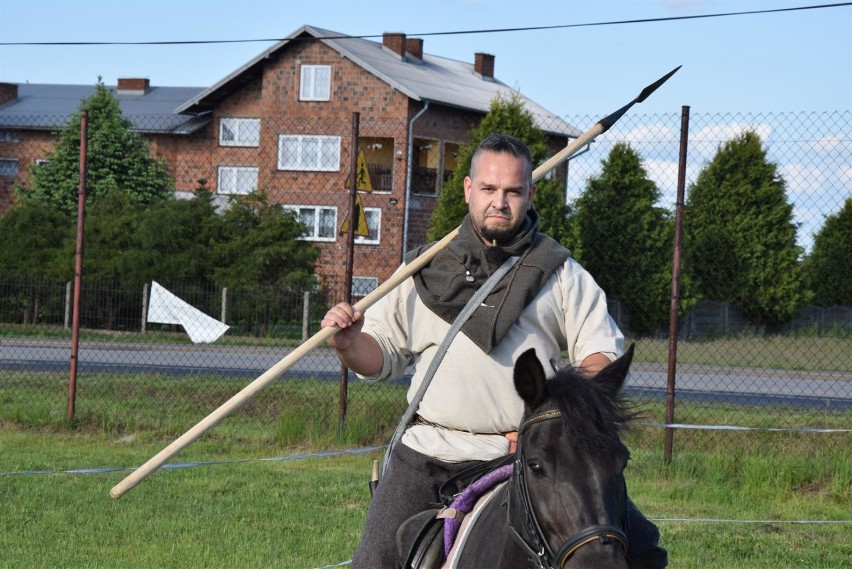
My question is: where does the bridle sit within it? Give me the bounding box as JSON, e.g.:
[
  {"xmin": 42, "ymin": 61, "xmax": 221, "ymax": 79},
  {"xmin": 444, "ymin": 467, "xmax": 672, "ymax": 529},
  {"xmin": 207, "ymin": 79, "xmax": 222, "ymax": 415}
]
[{"xmin": 507, "ymin": 409, "xmax": 629, "ymax": 569}]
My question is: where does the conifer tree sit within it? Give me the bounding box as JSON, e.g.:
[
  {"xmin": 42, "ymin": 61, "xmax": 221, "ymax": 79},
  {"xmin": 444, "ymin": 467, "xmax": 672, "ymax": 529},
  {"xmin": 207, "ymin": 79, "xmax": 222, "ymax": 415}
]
[
  {"xmin": 684, "ymin": 131, "xmax": 806, "ymax": 327},
  {"xmin": 803, "ymin": 198, "xmax": 852, "ymax": 306},
  {"xmin": 570, "ymin": 143, "xmax": 683, "ymax": 335},
  {"xmin": 15, "ymin": 81, "xmax": 173, "ymax": 216}
]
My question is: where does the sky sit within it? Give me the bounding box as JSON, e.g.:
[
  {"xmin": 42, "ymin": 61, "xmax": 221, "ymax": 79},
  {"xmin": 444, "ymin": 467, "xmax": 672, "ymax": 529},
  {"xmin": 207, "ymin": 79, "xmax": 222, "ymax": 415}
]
[
  {"xmin": 0, "ymin": 0, "xmax": 850, "ymax": 116},
  {"xmin": 0, "ymin": 0, "xmax": 850, "ymax": 251}
]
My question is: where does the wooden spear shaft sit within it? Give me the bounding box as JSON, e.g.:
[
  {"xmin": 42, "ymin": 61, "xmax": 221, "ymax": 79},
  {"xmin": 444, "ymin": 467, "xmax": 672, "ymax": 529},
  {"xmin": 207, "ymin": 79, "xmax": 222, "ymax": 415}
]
[{"xmin": 110, "ymin": 66, "xmax": 680, "ymax": 499}]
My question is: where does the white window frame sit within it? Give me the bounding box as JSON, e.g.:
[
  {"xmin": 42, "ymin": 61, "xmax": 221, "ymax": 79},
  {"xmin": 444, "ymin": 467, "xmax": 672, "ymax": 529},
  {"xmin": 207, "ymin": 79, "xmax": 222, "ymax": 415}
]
[
  {"xmin": 352, "ymin": 276, "xmax": 379, "ymax": 297},
  {"xmin": 219, "ymin": 117, "xmax": 260, "ymax": 147},
  {"xmin": 354, "ymin": 207, "xmax": 382, "ymax": 245},
  {"xmin": 278, "ymin": 135, "xmax": 340, "ymax": 172},
  {"xmin": 0, "ymin": 158, "xmax": 19, "ymax": 177},
  {"xmin": 284, "ymin": 205, "xmax": 338, "ymax": 242},
  {"xmin": 300, "ymin": 65, "xmax": 331, "ymax": 101},
  {"xmin": 217, "ymin": 165, "xmax": 259, "ymax": 195}
]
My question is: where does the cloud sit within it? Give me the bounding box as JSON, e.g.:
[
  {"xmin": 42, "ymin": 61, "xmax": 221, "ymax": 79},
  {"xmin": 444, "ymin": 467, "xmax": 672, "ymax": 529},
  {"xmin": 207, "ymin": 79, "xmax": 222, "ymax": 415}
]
[
  {"xmin": 692, "ymin": 122, "xmax": 773, "ymax": 143},
  {"xmin": 780, "ymin": 164, "xmax": 827, "ymax": 196}
]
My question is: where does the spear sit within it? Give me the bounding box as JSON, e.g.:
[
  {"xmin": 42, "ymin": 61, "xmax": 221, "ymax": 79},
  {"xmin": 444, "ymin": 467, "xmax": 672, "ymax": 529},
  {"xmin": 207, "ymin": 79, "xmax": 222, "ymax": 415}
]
[{"xmin": 110, "ymin": 65, "xmax": 680, "ymax": 500}]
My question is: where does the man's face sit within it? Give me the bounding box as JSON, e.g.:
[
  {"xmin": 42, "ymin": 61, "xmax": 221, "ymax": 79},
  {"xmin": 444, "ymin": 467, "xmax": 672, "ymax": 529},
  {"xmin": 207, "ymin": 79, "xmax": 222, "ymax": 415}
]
[{"xmin": 464, "ymin": 151, "xmax": 536, "ymax": 244}]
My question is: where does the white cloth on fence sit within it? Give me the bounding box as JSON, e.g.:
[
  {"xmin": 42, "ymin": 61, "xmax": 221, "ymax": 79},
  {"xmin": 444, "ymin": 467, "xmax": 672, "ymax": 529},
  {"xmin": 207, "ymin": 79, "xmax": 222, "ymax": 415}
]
[{"xmin": 147, "ymin": 281, "xmax": 229, "ymax": 344}]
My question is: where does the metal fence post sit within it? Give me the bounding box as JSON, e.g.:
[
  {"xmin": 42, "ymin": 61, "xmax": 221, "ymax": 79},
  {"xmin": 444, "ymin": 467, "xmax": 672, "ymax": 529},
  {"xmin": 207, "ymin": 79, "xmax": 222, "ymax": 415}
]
[
  {"xmin": 64, "ymin": 281, "xmax": 72, "ymax": 331},
  {"xmin": 141, "ymin": 282, "xmax": 149, "ymax": 334},
  {"xmin": 302, "ymin": 290, "xmax": 312, "ymax": 341},
  {"xmin": 664, "ymin": 105, "xmax": 690, "ymax": 464},
  {"xmin": 68, "ymin": 110, "xmax": 88, "ymax": 423},
  {"xmin": 221, "ymin": 287, "xmax": 228, "ymax": 324}
]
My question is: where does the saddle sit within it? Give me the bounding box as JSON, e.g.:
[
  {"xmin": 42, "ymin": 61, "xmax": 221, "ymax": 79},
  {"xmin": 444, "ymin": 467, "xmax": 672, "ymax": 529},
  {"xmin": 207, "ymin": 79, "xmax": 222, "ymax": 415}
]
[{"xmin": 396, "ymin": 455, "xmax": 513, "ymax": 569}]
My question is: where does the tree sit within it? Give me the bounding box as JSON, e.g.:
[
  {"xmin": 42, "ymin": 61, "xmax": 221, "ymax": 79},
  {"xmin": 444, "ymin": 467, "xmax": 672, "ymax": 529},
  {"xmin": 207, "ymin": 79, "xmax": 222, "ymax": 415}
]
[
  {"xmin": 0, "ymin": 201, "xmax": 73, "ymax": 324},
  {"xmin": 569, "ymin": 143, "xmax": 685, "ymax": 336},
  {"xmin": 427, "ymin": 92, "xmax": 570, "ymax": 243},
  {"xmin": 684, "ymin": 131, "xmax": 806, "ymax": 327},
  {"xmin": 15, "ymin": 81, "xmax": 173, "ymax": 216},
  {"xmin": 211, "ymin": 192, "xmax": 320, "ymax": 288},
  {"xmin": 803, "ymin": 198, "xmax": 852, "ymax": 306},
  {"xmin": 135, "ymin": 190, "xmax": 221, "ymax": 284}
]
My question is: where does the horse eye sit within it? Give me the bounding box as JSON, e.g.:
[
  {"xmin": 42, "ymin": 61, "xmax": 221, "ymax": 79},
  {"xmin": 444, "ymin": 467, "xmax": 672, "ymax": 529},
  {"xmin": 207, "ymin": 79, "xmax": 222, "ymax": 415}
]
[{"xmin": 527, "ymin": 462, "xmax": 545, "ymax": 477}]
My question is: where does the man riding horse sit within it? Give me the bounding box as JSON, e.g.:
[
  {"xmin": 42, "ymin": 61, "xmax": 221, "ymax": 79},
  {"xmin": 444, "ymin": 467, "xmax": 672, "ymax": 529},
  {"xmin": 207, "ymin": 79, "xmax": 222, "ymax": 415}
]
[{"xmin": 322, "ymin": 133, "xmax": 667, "ymax": 568}]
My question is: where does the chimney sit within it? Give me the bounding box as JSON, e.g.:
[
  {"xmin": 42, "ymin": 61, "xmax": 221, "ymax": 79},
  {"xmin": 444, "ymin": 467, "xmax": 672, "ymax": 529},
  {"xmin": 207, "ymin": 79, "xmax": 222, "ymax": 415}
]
[
  {"xmin": 405, "ymin": 38, "xmax": 423, "ymax": 61},
  {"xmin": 0, "ymin": 83, "xmax": 18, "ymax": 105},
  {"xmin": 382, "ymin": 32, "xmax": 406, "ymax": 58},
  {"xmin": 474, "ymin": 53, "xmax": 495, "ymax": 79},
  {"xmin": 117, "ymin": 78, "xmax": 150, "ymax": 95}
]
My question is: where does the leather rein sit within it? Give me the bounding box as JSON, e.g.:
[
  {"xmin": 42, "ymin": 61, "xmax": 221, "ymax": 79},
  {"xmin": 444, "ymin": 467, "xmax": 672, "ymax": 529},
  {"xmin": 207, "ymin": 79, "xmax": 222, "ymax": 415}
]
[{"xmin": 507, "ymin": 410, "xmax": 629, "ymax": 569}]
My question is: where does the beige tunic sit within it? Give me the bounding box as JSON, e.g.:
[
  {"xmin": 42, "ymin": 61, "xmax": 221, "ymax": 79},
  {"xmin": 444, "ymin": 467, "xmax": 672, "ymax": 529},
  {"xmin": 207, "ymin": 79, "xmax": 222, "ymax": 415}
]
[{"xmin": 360, "ymin": 257, "xmax": 623, "ymax": 462}]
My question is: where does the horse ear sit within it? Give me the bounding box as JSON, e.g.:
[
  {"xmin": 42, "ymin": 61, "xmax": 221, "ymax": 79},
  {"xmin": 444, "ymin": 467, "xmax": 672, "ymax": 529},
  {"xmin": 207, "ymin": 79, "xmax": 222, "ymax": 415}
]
[
  {"xmin": 514, "ymin": 348, "xmax": 547, "ymax": 408},
  {"xmin": 594, "ymin": 343, "xmax": 635, "ymax": 399}
]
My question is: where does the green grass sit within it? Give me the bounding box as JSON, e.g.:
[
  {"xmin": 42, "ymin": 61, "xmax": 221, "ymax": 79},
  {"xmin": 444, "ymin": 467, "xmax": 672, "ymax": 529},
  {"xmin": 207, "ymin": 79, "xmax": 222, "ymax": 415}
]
[
  {"xmin": 1, "ymin": 427, "xmax": 849, "ymax": 568},
  {"xmin": 631, "ymin": 335, "xmax": 852, "ymax": 372},
  {"xmin": 2, "ymin": 332, "xmax": 849, "ymax": 567}
]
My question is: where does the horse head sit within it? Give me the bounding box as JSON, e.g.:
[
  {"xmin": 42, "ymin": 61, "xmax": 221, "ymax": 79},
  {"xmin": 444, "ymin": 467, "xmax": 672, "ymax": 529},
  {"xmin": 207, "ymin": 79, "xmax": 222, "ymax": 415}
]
[{"xmin": 509, "ymin": 344, "xmax": 635, "ymax": 569}]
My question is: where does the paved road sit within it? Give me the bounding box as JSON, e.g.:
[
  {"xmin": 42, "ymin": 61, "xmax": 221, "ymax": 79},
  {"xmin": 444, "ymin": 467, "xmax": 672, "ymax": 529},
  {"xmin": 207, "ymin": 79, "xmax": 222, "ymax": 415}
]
[{"xmin": 2, "ymin": 340, "xmax": 851, "ymax": 410}]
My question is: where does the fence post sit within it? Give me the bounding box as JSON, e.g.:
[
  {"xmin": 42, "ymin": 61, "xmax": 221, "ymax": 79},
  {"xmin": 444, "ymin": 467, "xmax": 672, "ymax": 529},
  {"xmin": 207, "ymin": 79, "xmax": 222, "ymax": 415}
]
[
  {"xmin": 141, "ymin": 282, "xmax": 149, "ymax": 334},
  {"xmin": 302, "ymin": 290, "xmax": 312, "ymax": 341},
  {"xmin": 63, "ymin": 281, "xmax": 72, "ymax": 331},
  {"xmin": 664, "ymin": 105, "xmax": 690, "ymax": 464},
  {"xmin": 221, "ymin": 287, "xmax": 228, "ymax": 324},
  {"xmin": 68, "ymin": 110, "xmax": 88, "ymax": 423},
  {"xmin": 339, "ymin": 112, "xmax": 360, "ymax": 433}
]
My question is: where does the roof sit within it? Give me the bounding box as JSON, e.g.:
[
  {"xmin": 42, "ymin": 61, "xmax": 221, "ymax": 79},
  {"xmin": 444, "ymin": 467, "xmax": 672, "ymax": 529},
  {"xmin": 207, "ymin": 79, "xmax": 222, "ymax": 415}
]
[
  {"xmin": 0, "ymin": 83, "xmax": 209, "ymax": 134},
  {"xmin": 0, "ymin": 25, "xmax": 578, "ymax": 138},
  {"xmin": 177, "ymin": 25, "xmax": 580, "ymax": 138}
]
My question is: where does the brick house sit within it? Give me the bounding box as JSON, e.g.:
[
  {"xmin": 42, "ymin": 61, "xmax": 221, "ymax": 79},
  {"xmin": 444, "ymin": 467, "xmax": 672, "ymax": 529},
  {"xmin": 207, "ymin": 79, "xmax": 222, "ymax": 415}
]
[{"xmin": 0, "ymin": 24, "xmax": 578, "ymax": 299}]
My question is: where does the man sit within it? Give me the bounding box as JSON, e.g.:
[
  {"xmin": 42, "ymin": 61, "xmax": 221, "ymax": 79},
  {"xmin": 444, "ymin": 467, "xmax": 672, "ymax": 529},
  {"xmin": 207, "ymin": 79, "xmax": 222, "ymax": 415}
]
[{"xmin": 322, "ymin": 133, "xmax": 667, "ymax": 568}]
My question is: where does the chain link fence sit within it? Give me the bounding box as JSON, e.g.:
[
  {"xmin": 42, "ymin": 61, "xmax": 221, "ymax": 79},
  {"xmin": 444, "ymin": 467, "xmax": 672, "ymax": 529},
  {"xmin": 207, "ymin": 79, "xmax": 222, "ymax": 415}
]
[{"xmin": 0, "ymin": 110, "xmax": 849, "ymax": 457}]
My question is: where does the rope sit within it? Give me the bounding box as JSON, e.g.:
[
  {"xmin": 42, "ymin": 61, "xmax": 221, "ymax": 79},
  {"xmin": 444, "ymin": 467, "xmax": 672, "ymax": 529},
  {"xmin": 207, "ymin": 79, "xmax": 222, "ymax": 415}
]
[
  {"xmin": 638, "ymin": 422, "xmax": 852, "ymax": 433},
  {"xmin": 0, "ymin": 445, "xmax": 385, "ymax": 477}
]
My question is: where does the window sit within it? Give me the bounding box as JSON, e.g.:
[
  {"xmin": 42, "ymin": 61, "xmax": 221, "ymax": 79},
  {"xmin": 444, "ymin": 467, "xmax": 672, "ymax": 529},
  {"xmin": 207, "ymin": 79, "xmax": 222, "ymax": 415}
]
[
  {"xmin": 217, "ymin": 166, "xmax": 258, "ymax": 195},
  {"xmin": 0, "ymin": 130, "xmax": 19, "ymax": 143},
  {"xmin": 300, "ymin": 65, "xmax": 331, "ymax": 101},
  {"xmin": 412, "ymin": 138, "xmax": 439, "ymax": 195},
  {"xmin": 278, "ymin": 135, "xmax": 340, "ymax": 171},
  {"xmin": 354, "ymin": 207, "xmax": 381, "ymax": 245},
  {"xmin": 352, "ymin": 276, "xmax": 378, "ymax": 297},
  {"xmin": 285, "ymin": 205, "xmax": 337, "ymax": 241},
  {"xmin": 0, "ymin": 158, "xmax": 19, "ymax": 177},
  {"xmin": 219, "ymin": 118, "xmax": 260, "ymax": 147}
]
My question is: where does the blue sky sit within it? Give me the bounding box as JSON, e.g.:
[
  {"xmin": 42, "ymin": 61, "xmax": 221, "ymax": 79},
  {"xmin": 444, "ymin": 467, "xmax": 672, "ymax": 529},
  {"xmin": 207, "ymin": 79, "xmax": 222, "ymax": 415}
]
[
  {"xmin": 1, "ymin": 0, "xmax": 849, "ymax": 250},
  {"xmin": 1, "ymin": 0, "xmax": 850, "ymax": 115}
]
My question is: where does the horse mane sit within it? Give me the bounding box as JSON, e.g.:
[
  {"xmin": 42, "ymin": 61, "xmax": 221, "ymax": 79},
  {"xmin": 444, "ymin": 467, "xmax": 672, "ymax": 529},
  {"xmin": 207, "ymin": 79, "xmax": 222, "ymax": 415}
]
[{"xmin": 545, "ymin": 366, "xmax": 635, "ymax": 458}]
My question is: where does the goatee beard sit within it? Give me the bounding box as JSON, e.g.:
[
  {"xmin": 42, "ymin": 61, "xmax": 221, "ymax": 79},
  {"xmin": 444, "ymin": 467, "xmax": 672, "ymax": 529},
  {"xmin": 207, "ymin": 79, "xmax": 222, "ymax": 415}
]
[{"xmin": 478, "ymin": 224, "xmax": 515, "ymax": 245}]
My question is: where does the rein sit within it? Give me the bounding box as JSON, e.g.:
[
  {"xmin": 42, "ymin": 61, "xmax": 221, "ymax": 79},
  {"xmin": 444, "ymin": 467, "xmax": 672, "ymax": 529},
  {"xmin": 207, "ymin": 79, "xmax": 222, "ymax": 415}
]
[{"xmin": 507, "ymin": 409, "xmax": 629, "ymax": 569}]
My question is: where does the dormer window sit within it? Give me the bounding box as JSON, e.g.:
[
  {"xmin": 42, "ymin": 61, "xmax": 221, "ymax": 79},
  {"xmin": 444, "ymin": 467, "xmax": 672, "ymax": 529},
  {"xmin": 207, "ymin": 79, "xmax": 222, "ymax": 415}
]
[{"xmin": 300, "ymin": 65, "xmax": 331, "ymax": 101}]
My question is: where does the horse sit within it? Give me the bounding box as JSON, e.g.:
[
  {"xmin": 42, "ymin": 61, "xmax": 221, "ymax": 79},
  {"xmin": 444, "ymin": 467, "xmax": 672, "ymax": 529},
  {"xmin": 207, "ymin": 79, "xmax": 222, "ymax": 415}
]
[{"xmin": 399, "ymin": 343, "xmax": 642, "ymax": 569}]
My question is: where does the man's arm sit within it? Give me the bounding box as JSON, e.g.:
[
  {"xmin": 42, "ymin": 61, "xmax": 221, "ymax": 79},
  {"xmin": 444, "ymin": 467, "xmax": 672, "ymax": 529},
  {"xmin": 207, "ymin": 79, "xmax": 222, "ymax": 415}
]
[
  {"xmin": 321, "ymin": 302, "xmax": 384, "ymax": 377},
  {"xmin": 579, "ymin": 352, "xmax": 613, "ymax": 377}
]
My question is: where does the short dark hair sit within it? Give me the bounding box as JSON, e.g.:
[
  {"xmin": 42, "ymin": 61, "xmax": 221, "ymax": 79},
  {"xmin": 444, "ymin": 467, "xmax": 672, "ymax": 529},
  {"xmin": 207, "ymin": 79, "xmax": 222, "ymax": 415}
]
[{"xmin": 470, "ymin": 133, "xmax": 533, "ymax": 181}]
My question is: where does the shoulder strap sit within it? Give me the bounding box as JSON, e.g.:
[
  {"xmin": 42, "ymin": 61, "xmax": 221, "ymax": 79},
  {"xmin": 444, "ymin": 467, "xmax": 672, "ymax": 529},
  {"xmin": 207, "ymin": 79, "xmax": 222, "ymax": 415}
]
[{"xmin": 380, "ymin": 254, "xmax": 522, "ymax": 476}]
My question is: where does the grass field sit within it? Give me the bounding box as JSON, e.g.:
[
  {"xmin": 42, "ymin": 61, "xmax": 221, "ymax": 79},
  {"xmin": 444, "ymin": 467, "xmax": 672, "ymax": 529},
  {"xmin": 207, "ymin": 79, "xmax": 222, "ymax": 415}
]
[
  {"xmin": 2, "ymin": 332, "xmax": 850, "ymax": 567},
  {"xmin": 1, "ymin": 427, "xmax": 849, "ymax": 569}
]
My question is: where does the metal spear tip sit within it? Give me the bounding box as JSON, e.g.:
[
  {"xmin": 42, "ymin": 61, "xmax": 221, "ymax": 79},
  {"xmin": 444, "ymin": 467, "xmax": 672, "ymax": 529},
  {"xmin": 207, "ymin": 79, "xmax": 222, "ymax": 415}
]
[
  {"xmin": 598, "ymin": 65, "xmax": 682, "ymax": 132},
  {"xmin": 635, "ymin": 65, "xmax": 682, "ymax": 103}
]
